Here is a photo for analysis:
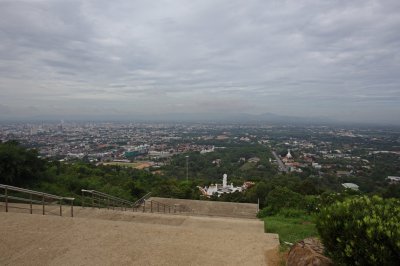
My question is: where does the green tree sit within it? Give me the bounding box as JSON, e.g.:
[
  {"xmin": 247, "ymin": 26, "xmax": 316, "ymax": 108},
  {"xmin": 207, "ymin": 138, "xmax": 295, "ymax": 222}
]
[
  {"xmin": 264, "ymin": 186, "xmax": 305, "ymax": 214},
  {"xmin": 0, "ymin": 141, "xmax": 45, "ymax": 186}
]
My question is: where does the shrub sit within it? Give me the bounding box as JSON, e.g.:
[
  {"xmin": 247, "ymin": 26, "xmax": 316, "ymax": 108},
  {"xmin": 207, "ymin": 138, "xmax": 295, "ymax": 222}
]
[
  {"xmin": 317, "ymin": 196, "xmax": 400, "ymax": 265},
  {"xmin": 304, "ymin": 195, "xmax": 321, "ymax": 214},
  {"xmin": 265, "ymin": 186, "xmax": 305, "ymax": 214},
  {"xmin": 257, "ymin": 207, "xmax": 307, "ymax": 218},
  {"xmin": 319, "ymin": 190, "xmax": 361, "ymax": 207},
  {"xmin": 257, "ymin": 206, "xmax": 271, "ymax": 218},
  {"xmin": 257, "ymin": 187, "xmax": 312, "ymax": 218}
]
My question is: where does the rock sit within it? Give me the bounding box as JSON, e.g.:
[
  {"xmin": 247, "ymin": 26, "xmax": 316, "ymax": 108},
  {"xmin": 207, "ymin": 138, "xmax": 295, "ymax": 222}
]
[{"xmin": 286, "ymin": 237, "xmax": 333, "ymax": 266}]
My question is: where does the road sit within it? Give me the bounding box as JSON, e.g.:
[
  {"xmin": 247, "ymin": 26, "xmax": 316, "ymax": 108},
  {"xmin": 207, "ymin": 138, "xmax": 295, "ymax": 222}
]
[{"xmin": 272, "ymin": 151, "xmax": 288, "ymax": 173}]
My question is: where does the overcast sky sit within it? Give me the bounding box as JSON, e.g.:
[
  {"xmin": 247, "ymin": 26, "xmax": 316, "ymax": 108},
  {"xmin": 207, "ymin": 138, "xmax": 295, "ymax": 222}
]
[{"xmin": 0, "ymin": 0, "xmax": 399, "ymax": 124}]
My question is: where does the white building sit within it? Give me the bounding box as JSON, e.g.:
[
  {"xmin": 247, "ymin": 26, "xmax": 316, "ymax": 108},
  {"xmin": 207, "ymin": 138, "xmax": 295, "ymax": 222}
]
[
  {"xmin": 342, "ymin": 183, "xmax": 359, "ymax": 191},
  {"xmin": 286, "ymin": 149, "xmax": 293, "ymax": 159},
  {"xmin": 387, "ymin": 176, "xmax": 400, "ymax": 184},
  {"xmin": 198, "ymin": 174, "xmax": 253, "ymax": 198}
]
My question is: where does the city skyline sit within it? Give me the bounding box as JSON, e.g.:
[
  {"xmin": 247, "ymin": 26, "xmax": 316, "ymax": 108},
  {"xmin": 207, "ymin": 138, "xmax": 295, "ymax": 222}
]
[{"xmin": 0, "ymin": 0, "xmax": 399, "ymax": 124}]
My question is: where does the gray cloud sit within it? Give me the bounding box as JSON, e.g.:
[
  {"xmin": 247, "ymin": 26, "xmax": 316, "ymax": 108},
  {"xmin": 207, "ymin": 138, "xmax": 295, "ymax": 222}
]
[{"xmin": 0, "ymin": 0, "xmax": 399, "ymax": 124}]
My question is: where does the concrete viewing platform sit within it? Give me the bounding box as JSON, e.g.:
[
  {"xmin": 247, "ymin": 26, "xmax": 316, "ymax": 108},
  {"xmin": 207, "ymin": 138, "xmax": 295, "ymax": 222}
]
[{"xmin": 0, "ymin": 201, "xmax": 279, "ymax": 265}]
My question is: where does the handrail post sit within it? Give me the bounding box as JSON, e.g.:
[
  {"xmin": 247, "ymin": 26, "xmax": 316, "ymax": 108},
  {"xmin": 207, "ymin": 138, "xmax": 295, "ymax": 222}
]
[
  {"xmin": 150, "ymin": 201, "xmax": 153, "ymax": 213},
  {"xmin": 60, "ymin": 199, "xmax": 62, "ymax": 216},
  {"xmin": 5, "ymin": 186, "xmax": 8, "ymax": 212},
  {"xmin": 91, "ymin": 193, "xmax": 94, "ymax": 208},
  {"xmin": 82, "ymin": 190, "xmax": 84, "ymax": 208},
  {"xmin": 157, "ymin": 202, "xmax": 159, "ymax": 212},
  {"xmin": 107, "ymin": 197, "xmax": 110, "ymax": 209},
  {"xmin": 71, "ymin": 200, "xmax": 74, "ymax": 217},
  {"xmin": 42, "ymin": 193, "xmax": 45, "ymax": 215},
  {"xmin": 30, "ymin": 193, "xmax": 32, "ymax": 214},
  {"xmin": 143, "ymin": 201, "xmax": 145, "ymax": 212}
]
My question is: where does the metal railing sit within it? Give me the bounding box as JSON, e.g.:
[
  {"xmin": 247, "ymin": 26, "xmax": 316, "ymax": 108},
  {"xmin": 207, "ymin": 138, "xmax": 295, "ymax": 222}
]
[
  {"xmin": 133, "ymin": 192, "xmax": 152, "ymax": 209},
  {"xmin": 0, "ymin": 184, "xmax": 75, "ymax": 217},
  {"xmin": 142, "ymin": 199, "xmax": 193, "ymax": 214},
  {"xmin": 142, "ymin": 199, "xmax": 173, "ymax": 213},
  {"xmin": 81, "ymin": 189, "xmax": 134, "ymax": 211},
  {"xmin": 81, "ymin": 189, "xmax": 192, "ymax": 215}
]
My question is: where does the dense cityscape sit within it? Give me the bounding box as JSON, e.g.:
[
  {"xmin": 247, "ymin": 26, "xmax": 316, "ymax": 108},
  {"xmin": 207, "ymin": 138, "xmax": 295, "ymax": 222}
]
[{"xmin": 1, "ymin": 121, "xmax": 399, "ymax": 194}]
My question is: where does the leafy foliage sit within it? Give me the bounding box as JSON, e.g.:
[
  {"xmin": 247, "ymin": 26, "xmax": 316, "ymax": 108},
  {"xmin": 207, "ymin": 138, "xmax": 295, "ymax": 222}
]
[
  {"xmin": 0, "ymin": 141, "xmax": 45, "ymax": 186},
  {"xmin": 265, "ymin": 186, "xmax": 304, "ymax": 214},
  {"xmin": 317, "ymin": 196, "xmax": 400, "ymax": 265}
]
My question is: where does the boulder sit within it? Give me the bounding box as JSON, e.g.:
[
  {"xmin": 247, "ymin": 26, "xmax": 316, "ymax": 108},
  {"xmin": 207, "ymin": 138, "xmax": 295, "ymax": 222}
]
[{"xmin": 286, "ymin": 237, "xmax": 333, "ymax": 266}]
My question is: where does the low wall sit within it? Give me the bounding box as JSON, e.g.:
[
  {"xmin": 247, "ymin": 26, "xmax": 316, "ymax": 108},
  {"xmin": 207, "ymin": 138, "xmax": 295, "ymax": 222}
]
[{"xmin": 149, "ymin": 197, "xmax": 258, "ymax": 219}]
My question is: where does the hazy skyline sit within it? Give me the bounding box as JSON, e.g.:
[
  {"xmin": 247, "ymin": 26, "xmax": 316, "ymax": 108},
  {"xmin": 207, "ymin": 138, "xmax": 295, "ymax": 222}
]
[{"xmin": 0, "ymin": 0, "xmax": 399, "ymax": 124}]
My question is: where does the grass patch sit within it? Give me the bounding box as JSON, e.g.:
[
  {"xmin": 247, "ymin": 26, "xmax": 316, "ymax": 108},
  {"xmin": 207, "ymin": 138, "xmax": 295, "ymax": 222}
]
[{"xmin": 263, "ymin": 214, "xmax": 318, "ymax": 246}]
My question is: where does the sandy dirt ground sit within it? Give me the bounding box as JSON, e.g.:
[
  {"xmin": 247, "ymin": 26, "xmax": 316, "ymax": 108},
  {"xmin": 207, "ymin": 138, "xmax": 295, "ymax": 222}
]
[
  {"xmin": 102, "ymin": 161, "xmax": 153, "ymax": 169},
  {"xmin": 0, "ymin": 207, "xmax": 279, "ymax": 266}
]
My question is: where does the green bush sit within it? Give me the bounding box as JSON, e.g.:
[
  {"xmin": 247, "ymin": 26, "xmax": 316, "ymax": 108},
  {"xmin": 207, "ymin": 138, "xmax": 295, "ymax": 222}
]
[
  {"xmin": 257, "ymin": 187, "xmax": 311, "ymax": 218},
  {"xmin": 258, "ymin": 207, "xmax": 311, "ymax": 219},
  {"xmin": 317, "ymin": 196, "xmax": 400, "ymax": 265},
  {"xmin": 265, "ymin": 186, "xmax": 305, "ymax": 214},
  {"xmin": 257, "ymin": 206, "xmax": 271, "ymax": 218},
  {"xmin": 304, "ymin": 195, "xmax": 321, "ymax": 214}
]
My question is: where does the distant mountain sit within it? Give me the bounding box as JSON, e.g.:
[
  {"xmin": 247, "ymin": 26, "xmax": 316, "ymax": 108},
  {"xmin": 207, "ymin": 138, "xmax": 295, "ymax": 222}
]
[
  {"xmin": 135, "ymin": 112, "xmax": 336, "ymax": 124},
  {"xmin": 3, "ymin": 112, "xmax": 399, "ymax": 127},
  {"xmin": 0, "ymin": 112, "xmax": 338, "ymax": 125}
]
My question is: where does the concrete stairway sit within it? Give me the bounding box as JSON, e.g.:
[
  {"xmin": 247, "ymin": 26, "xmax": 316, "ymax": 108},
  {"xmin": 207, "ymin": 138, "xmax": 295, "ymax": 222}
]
[
  {"xmin": 0, "ymin": 208, "xmax": 279, "ymax": 266},
  {"xmin": 0, "ymin": 201, "xmax": 279, "ymax": 266}
]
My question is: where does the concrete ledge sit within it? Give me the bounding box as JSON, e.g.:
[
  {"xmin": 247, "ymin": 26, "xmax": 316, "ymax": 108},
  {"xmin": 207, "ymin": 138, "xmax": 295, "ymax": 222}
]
[{"xmin": 150, "ymin": 197, "xmax": 258, "ymax": 219}]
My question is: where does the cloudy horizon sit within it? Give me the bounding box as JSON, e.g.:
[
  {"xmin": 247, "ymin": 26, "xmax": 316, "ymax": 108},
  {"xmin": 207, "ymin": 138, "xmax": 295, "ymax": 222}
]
[{"xmin": 0, "ymin": 0, "xmax": 399, "ymax": 124}]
